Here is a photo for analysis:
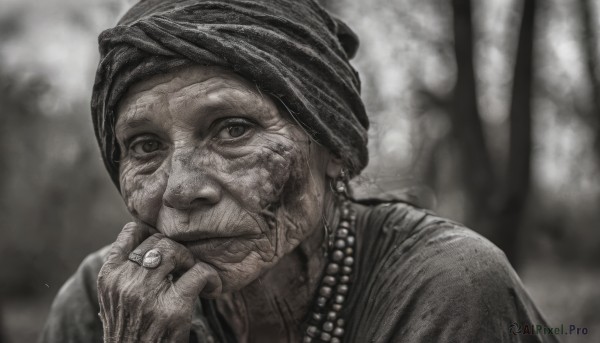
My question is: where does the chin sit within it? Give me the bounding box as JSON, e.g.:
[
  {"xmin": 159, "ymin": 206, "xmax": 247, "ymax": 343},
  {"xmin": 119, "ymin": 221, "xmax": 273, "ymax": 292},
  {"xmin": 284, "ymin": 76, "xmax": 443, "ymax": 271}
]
[
  {"xmin": 183, "ymin": 234, "xmax": 281, "ymax": 293},
  {"xmin": 211, "ymin": 252, "xmax": 281, "ymax": 294}
]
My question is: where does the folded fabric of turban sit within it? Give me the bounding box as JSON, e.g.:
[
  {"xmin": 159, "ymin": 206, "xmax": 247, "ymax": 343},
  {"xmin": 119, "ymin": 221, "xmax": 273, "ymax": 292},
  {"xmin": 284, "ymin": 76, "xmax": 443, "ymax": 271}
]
[{"xmin": 91, "ymin": 0, "xmax": 369, "ymax": 189}]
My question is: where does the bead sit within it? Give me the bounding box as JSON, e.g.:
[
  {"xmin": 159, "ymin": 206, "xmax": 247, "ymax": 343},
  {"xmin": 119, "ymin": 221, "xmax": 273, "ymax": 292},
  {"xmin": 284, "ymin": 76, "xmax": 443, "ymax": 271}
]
[
  {"xmin": 326, "ymin": 263, "xmax": 339, "ymax": 274},
  {"xmin": 332, "ymin": 250, "xmax": 344, "ymax": 261},
  {"xmin": 343, "ymin": 256, "xmax": 354, "ymax": 266},
  {"xmin": 333, "ymin": 327, "xmax": 344, "ymax": 337},
  {"xmin": 317, "ymin": 297, "xmax": 327, "ymax": 307},
  {"xmin": 303, "ymin": 201, "xmax": 356, "ymax": 343},
  {"xmin": 336, "ymin": 181, "xmax": 346, "ymax": 194},
  {"xmin": 336, "ymin": 228, "xmax": 349, "ymax": 238},
  {"xmin": 323, "ymin": 275, "xmax": 336, "ymax": 286},
  {"xmin": 319, "ymin": 286, "xmax": 332, "ymax": 297},
  {"xmin": 346, "ymin": 236, "xmax": 355, "ymax": 246},
  {"xmin": 337, "ymin": 284, "xmax": 348, "ymax": 294},
  {"xmin": 342, "ymin": 206, "xmax": 350, "ymax": 218}
]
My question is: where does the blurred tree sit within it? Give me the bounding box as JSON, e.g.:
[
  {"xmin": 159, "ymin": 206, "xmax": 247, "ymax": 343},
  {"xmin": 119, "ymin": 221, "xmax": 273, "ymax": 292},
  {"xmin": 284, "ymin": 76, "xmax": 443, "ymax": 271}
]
[
  {"xmin": 494, "ymin": 0, "xmax": 537, "ymax": 267},
  {"xmin": 415, "ymin": 0, "xmax": 537, "ymax": 268},
  {"xmin": 412, "ymin": 0, "xmax": 498, "ymax": 232},
  {"xmin": 578, "ymin": 0, "xmax": 600, "ymax": 160},
  {"xmin": 450, "ymin": 0, "xmax": 496, "ymax": 228}
]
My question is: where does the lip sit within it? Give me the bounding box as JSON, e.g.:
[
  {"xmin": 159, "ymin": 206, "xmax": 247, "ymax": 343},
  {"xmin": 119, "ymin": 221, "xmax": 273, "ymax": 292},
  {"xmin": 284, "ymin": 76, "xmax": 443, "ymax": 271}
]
[
  {"xmin": 182, "ymin": 234, "xmax": 262, "ymax": 249},
  {"xmin": 167, "ymin": 231, "xmax": 252, "ymax": 242}
]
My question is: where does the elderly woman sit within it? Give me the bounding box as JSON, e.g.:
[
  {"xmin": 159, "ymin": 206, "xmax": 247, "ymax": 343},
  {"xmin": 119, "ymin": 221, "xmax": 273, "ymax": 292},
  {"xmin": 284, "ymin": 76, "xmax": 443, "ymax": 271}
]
[{"xmin": 41, "ymin": 0, "xmax": 556, "ymax": 342}]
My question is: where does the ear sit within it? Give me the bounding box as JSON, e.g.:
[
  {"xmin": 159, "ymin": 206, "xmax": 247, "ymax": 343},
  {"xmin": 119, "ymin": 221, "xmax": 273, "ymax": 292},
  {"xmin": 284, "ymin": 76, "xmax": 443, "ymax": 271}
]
[{"xmin": 326, "ymin": 155, "xmax": 343, "ymax": 179}]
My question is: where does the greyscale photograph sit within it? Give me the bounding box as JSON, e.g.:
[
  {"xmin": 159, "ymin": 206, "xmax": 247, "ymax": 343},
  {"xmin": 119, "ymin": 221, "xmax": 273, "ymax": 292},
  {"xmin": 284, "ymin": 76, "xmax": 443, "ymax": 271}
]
[{"xmin": 0, "ymin": 0, "xmax": 598, "ymax": 342}]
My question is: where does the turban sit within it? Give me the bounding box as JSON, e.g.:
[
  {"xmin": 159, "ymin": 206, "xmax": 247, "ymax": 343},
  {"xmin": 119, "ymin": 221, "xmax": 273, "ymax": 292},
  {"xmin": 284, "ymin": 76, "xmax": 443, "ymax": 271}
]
[{"xmin": 91, "ymin": 0, "xmax": 369, "ymax": 188}]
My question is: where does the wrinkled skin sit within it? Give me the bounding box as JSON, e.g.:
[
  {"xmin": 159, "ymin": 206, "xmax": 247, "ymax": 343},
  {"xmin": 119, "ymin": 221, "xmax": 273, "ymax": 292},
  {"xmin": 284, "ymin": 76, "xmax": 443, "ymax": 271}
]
[{"xmin": 98, "ymin": 65, "xmax": 342, "ymax": 342}]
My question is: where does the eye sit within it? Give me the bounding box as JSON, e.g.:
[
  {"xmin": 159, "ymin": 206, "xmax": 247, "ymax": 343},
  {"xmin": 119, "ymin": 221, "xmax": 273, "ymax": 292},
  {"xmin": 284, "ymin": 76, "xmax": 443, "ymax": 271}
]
[
  {"xmin": 215, "ymin": 119, "xmax": 253, "ymax": 140},
  {"xmin": 226, "ymin": 125, "xmax": 247, "ymax": 138},
  {"xmin": 130, "ymin": 138, "xmax": 163, "ymax": 155}
]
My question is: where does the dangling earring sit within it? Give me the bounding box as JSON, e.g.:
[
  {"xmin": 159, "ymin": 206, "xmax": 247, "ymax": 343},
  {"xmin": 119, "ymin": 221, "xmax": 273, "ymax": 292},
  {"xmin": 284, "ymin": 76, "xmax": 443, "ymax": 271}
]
[
  {"xmin": 334, "ymin": 168, "xmax": 349, "ymax": 200},
  {"xmin": 322, "ymin": 168, "xmax": 350, "ymax": 252}
]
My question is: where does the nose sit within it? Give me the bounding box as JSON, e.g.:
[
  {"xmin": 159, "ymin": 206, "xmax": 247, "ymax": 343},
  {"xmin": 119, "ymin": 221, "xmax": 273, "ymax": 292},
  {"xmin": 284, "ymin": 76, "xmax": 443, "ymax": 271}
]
[{"xmin": 162, "ymin": 151, "xmax": 222, "ymax": 210}]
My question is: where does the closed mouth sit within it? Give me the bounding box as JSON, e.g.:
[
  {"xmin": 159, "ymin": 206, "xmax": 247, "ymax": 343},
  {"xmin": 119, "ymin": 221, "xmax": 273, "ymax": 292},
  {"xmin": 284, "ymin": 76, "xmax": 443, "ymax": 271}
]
[{"xmin": 182, "ymin": 234, "xmax": 261, "ymax": 249}]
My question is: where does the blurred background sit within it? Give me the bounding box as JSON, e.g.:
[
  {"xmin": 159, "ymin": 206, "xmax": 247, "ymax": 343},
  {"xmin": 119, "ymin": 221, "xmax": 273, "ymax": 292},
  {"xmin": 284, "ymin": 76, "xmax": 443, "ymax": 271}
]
[{"xmin": 0, "ymin": 0, "xmax": 599, "ymax": 341}]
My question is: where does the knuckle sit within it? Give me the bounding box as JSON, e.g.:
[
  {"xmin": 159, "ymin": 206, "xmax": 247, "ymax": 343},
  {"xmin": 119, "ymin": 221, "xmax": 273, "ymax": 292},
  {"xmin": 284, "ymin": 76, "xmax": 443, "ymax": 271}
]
[
  {"xmin": 156, "ymin": 237, "xmax": 178, "ymax": 251},
  {"xmin": 151, "ymin": 232, "xmax": 164, "ymax": 238},
  {"xmin": 98, "ymin": 262, "xmax": 118, "ymax": 284},
  {"xmin": 108, "ymin": 242, "xmax": 126, "ymax": 256},
  {"xmin": 188, "ymin": 265, "xmax": 207, "ymax": 280},
  {"xmin": 158, "ymin": 295, "xmax": 187, "ymax": 318},
  {"xmin": 123, "ymin": 222, "xmax": 137, "ymax": 231},
  {"xmin": 139, "ymin": 234, "xmax": 162, "ymax": 248},
  {"xmin": 117, "ymin": 223, "xmax": 138, "ymax": 239}
]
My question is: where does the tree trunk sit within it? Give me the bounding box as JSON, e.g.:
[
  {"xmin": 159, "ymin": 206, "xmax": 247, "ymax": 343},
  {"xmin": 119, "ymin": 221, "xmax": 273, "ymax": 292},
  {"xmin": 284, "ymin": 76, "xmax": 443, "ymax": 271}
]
[
  {"xmin": 451, "ymin": 0, "xmax": 495, "ymax": 227},
  {"xmin": 578, "ymin": 0, "xmax": 600, "ymax": 159},
  {"xmin": 494, "ymin": 0, "xmax": 537, "ymax": 268}
]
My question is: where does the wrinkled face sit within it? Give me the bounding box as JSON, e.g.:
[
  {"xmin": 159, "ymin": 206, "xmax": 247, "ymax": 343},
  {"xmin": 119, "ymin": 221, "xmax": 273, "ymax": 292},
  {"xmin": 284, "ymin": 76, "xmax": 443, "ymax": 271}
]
[{"xmin": 115, "ymin": 65, "xmax": 333, "ymax": 292}]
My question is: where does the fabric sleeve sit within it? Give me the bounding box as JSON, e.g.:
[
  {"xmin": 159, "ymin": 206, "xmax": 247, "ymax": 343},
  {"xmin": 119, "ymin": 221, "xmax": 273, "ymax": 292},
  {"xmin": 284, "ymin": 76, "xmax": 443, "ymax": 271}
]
[
  {"xmin": 346, "ymin": 204, "xmax": 559, "ymax": 343},
  {"xmin": 38, "ymin": 246, "xmax": 110, "ymax": 343}
]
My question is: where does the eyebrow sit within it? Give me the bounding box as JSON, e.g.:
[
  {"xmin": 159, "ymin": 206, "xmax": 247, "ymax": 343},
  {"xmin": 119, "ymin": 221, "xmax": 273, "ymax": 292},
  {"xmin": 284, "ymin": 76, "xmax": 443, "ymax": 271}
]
[
  {"xmin": 114, "ymin": 117, "xmax": 157, "ymax": 144},
  {"xmin": 116, "ymin": 117, "xmax": 153, "ymax": 131}
]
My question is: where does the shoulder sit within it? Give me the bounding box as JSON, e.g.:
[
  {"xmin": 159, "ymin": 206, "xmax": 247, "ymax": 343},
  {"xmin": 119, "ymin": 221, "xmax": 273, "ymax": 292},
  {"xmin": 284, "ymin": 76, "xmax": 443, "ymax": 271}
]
[
  {"xmin": 356, "ymin": 201, "xmax": 512, "ymax": 285},
  {"xmin": 348, "ymin": 202, "xmax": 552, "ymax": 342},
  {"xmin": 39, "ymin": 246, "xmax": 110, "ymax": 343}
]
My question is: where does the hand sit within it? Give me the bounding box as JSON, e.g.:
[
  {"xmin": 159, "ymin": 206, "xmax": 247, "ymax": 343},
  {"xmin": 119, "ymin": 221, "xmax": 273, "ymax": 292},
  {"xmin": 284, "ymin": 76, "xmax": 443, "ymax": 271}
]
[{"xmin": 97, "ymin": 222, "xmax": 222, "ymax": 343}]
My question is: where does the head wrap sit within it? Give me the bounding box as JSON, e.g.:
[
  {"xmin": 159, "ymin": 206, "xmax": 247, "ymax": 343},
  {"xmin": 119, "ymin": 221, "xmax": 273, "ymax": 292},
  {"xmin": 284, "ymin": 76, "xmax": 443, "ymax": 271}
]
[{"xmin": 91, "ymin": 0, "xmax": 369, "ymax": 188}]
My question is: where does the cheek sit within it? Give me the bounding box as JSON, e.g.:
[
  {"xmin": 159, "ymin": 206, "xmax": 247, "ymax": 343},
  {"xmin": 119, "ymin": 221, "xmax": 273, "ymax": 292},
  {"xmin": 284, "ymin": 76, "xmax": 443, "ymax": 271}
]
[
  {"xmin": 119, "ymin": 161, "xmax": 168, "ymax": 224},
  {"xmin": 278, "ymin": 143, "xmax": 325, "ymax": 245},
  {"xmin": 222, "ymin": 131, "xmax": 325, "ymax": 251},
  {"xmin": 221, "ymin": 137, "xmax": 295, "ymax": 211}
]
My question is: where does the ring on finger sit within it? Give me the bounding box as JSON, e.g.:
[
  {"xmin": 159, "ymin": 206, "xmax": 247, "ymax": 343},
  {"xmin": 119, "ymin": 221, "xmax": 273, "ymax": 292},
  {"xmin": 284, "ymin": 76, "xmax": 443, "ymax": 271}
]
[
  {"xmin": 128, "ymin": 251, "xmax": 144, "ymax": 266},
  {"xmin": 142, "ymin": 248, "xmax": 162, "ymax": 269}
]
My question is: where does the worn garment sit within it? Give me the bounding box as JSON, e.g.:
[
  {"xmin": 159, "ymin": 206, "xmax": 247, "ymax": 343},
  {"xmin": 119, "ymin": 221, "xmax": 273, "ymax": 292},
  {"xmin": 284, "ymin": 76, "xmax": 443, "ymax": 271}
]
[
  {"xmin": 91, "ymin": 0, "xmax": 369, "ymax": 189},
  {"xmin": 40, "ymin": 202, "xmax": 557, "ymax": 342}
]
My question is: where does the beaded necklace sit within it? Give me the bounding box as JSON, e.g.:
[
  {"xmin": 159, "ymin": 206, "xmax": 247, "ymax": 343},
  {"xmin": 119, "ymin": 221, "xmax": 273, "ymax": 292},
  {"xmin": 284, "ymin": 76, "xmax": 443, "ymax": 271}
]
[{"xmin": 302, "ymin": 198, "xmax": 356, "ymax": 343}]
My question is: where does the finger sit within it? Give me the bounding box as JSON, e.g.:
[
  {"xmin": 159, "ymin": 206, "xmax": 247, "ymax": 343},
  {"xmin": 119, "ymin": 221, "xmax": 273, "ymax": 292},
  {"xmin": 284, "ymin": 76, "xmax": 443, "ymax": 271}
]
[
  {"xmin": 129, "ymin": 233, "xmax": 163, "ymax": 263},
  {"xmin": 107, "ymin": 222, "xmax": 151, "ymax": 263},
  {"xmin": 173, "ymin": 262, "xmax": 222, "ymax": 299},
  {"xmin": 138, "ymin": 219, "xmax": 160, "ymax": 236},
  {"xmin": 143, "ymin": 238, "xmax": 196, "ymax": 281}
]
